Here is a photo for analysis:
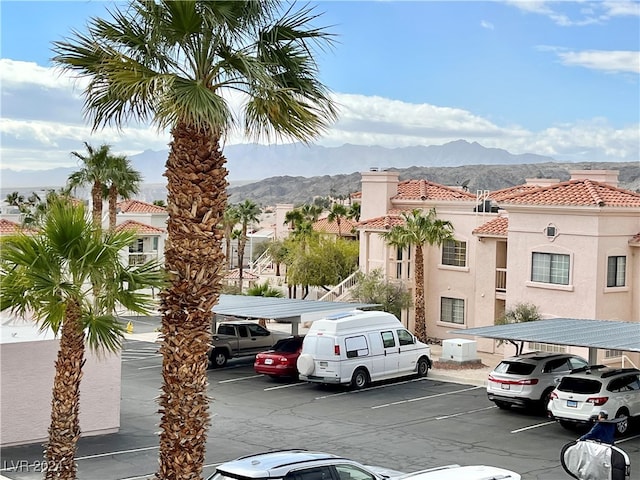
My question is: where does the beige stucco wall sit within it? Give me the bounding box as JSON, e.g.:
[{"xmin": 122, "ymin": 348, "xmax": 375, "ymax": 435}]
[{"xmin": 1, "ymin": 329, "xmax": 121, "ymax": 447}]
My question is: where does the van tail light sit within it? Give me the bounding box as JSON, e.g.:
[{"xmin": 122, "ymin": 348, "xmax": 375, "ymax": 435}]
[
  {"xmin": 334, "ymin": 345, "xmax": 340, "ymax": 356},
  {"xmin": 587, "ymin": 397, "xmax": 609, "ymax": 406}
]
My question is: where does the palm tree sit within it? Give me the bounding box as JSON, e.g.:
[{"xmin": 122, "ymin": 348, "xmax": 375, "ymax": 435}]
[
  {"xmin": 0, "ymin": 198, "xmax": 164, "ymax": 480},
  {"xmin": 222, "ymin": 205, "xmax": 240, "ymax": 270},
  {"xmin": 52, "ymin": 3, "xmax": 337, "ymax": 478},
  {"xmin": 327, "ymin": 202, "xmax": 348, "ymax": 236},
  {"xmin": 67, "ymin": 142, "xmax": 114, "ymax": 228},
  {"xmin": 380, "ymin": 208, "xmax": 454, "ymax": 343},
  {"xmin": 104, "ymin": 155, "xmax": 143, "ymax": 231},
  {"xmin": 236, "ymin": 200, "xmax": 261, "ymax": 286},
  {"xmin": 284, "ymin": 208, "xmax": 304, "ymax": 233},
  {"xmin": 5, "ymin": 191, "xmax": 24, "ymax": 206}
]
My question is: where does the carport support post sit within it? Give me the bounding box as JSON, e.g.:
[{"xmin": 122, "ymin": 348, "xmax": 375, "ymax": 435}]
[
  {"xmin": 588, "ymin": 347, "xmax": 598, "ymax": 365},
  {"xmin": 291, "ymin": 320, "xmax": 299, "ymax": 336}
]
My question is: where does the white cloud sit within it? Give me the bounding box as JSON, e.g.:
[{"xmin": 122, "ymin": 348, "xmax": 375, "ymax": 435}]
[
  {"xmin": 556, "ymin": 49, "xmax": 640, "ymax": 74},
  {"xmin": 480, "ymin": 20, "xmax": 495, "ymax": 30},
  {"xmin": 505, "ymin": 0, "xmax": 640, "ymax": 26},
  {"xmin": 0, "ymin": 60, "xmax": 638, "ymax": 172}
]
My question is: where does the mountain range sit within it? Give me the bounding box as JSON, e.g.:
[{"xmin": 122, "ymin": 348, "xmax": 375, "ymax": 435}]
[{"xmin": 2, "ymin": 140, "xmax": 555, "ymax": 188}]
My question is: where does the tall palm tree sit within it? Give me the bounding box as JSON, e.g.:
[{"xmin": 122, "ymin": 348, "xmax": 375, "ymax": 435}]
[
  {"xmin": 104, "ymin": 155, "xmax": 143, "ymax": 231},
  {"xmin": 236, "ymin": 200, "xmax": 261, "ymax": 286},
  {"xmin": 380, "ymin": 208, "xmax": 454, "ymax": 343},
  {"xmin": 52, "ymin": 3, "xmax": 337, "ymax": 478},
  {"xmin": 222, "ymin": 205, "xmax": 240, "ymax": 270},
  {"xmin": 5, "ymin": 191, "xmax": 24, "ymax": 206},
  {"xmin": 284, "ymin": 208, "xmax": 304, "ymax": 233},
  {"xmin": 327, "ymin": 202, "xmax": 348, "ymax": 236},
  {"xmin": 67, "ymin": 142, "xmax": 114, "ymax": 228},
  {"xmin": 0, "ymin": 198, "xmax": 164, "ymax": 480}
]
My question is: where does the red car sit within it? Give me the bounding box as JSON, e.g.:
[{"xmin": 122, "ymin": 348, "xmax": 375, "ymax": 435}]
[{"xmin": 254, "ymin": 336, "xmax": 305, "ymax": 379}]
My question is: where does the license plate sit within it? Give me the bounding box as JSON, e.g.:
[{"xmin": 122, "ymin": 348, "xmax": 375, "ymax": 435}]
[
  {"xmin": 567, "ymin": 400, "xmax": 577, "ymax": 408},
  {"xmin": 264, "ymin": 359, "xmax": 273, "ymax": 365},
  {"xmin": 319, "ymin": 361, "xmax": 328, "ymax": 367},
  {"xmin": 501, "ymin": 384, "xmax": 510, "ymax": 390}
]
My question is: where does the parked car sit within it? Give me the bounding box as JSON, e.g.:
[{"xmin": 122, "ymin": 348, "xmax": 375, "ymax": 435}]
[
  {"xmin": 254, "ymin": 336, "xmax": 305, "ymax": 379},
  {"xmin": 297, "ymin": 310, "xmax": 431, "ymax": 389},
  {"xmin": 548, "ymin": 366, "xmax": 640, "ymax": 435},
  {"xmin": 487, "ymin": 352, "xmax": 588, "ymax": 411},
  {"xmin": 397, "ymin": 464, "xmax": 521, "ymax": 480},
  {"xmin": 205, "ymin": 449, "xmax": 404, "ymax": 480}
]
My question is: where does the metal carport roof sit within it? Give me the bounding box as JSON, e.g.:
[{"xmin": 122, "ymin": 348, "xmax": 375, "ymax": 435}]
[
  {"xmin": 212, "ymin": 294, "xmax": 379, "ymax": 334},
  {"xmin": 453, "ymin": 318, "xmax": 640, "ymax": 363}
]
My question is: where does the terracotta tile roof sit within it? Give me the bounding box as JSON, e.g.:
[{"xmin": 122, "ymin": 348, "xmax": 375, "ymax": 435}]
[
  {"xmin": 356, "ymin": 213, "xmax": 407, "ymax": 230},
  {"xmin": 393, "ymin": 179, "xmax": 477, "ymax": 201},
  {"xmin": 115, "ymin": 220, "xmax": 165, "ymax": 234},
  {"xmin": 224, "ymin": 269, "xmax": 260, "ymax": 280},
  {"xmin": 118, "ymin": 200, "xmax": 167, "ymax": 214},
  {"xmin": 312, "ymin": 216, "xmax": 356, "ymax": 236},
  {"xmin": 496, "ymin": 179, "xmax": 640, "ymax": 207},
  {"xmin": 0, "ymin": 218, "xmax": 23, "ymax": 235},
  {"xmin": 473, "ymin": 216, "xmax": 509, "ymax": 237},
  {"xmin": 350, "ymin": 192, "xmax": 362, "ymax": 199},
  {"xmin": 488, "ymin": 185, "xmax": 542, "ymax": 201}
]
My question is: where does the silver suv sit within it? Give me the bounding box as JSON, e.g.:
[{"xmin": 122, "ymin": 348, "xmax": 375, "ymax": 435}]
[
  {"xmin": 487, "ymin": 352, "xmax": 588, "ymax": 411},
  {"xmin": 548, "ymin": 366, "xmax": 640, "ymax": 435},
  {"xmin": 206, "ymin": 450, "xmax": 403, "ymax": 480}
]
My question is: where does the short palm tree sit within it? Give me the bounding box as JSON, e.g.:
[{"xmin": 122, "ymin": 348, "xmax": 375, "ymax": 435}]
[
  {"xmin": 0, "ymin": 198, "xmax": 164, "ymax": 480},
  {"xmin": 236, "ymin": 200, "xmax": 261, "ymax": 285},
  {"xmin": 327, "ymin": 202, "xmax": 348, "ymax": 236},
  {"xmin": 222, "ymin": 205, "xmax": 241, "ymax": 270},
  {"xmin": 104, "ymin": 155, "xmax": 143, "ymax": 231},
  {"xmin": 67, "ymin": 142, "xmax": 114, "ymax": 228},
  {"xmin": 52, "ymin": 2, "xmax": 337, "ymax": 478},
  {"xmin": 380, "ymin": 208, "xmax": 454, "ymax": 343}
]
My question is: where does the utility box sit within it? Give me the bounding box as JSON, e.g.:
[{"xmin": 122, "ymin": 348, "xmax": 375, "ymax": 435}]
[{"xmin": 441, "ymin": 338, "xmax": 478, "ymax": 363}]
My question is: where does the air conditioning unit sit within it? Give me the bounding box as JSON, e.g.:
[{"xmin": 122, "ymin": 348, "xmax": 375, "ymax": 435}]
[{"xmin": 440, "ymin": 338, "xmax": 478, "ymax": 363}]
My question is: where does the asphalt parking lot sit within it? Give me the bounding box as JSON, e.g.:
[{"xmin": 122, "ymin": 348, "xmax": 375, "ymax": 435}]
[{"xmin": 2, "ymin": 317, "xmax": 639, "ymax": 480}]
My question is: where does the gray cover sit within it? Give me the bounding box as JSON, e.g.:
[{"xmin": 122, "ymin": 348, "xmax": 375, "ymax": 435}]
[{"xmin": 561, "ymin": 440, "xmax": 630, "ymax": 480}]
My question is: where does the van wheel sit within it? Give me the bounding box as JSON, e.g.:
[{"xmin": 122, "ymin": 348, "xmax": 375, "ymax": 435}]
[
  {"xmin": 351, "ymin": 368, "xmax": 370, "ymax": 390},
  {"xmin": 417, "ymin": 358, "xmax": 430, "ymax": 377},
  {"xmin": 210, "ymin": 350, "xmax": 228, "ymax": 368}
]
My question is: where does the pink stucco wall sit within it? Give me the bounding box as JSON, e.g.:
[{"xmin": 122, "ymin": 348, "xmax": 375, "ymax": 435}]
[{"xmin": 1, "ymin": 330, "xmax": 121, "ymax": 447}]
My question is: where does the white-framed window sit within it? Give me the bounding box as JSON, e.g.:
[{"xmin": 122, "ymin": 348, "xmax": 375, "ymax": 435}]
[
  {"xmin": 442, "ymin": 239, "xmax": 467, "ymax": 267},
  {"xmin": 606, "ymin": 256, "xmax": 626, "ymax": 287},
  {"xmin": 605, "ymin": 349, "xmax": 621, "ymax": 359},
  {"xmin": 440, "ymin": 297, "xmax": 464, "ymax": 324},
  {"xmin": 531, "ymin": 252, "xmax": 570, "ymax": 285},
  {"xmin": 394, "ymin": 246, "xmax": 411, "ymax": 280}
]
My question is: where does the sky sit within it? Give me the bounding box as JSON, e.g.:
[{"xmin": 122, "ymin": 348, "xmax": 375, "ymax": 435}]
[{"xmin": 0, "ymin": 0, "xmax": 639, "ymax": 173}]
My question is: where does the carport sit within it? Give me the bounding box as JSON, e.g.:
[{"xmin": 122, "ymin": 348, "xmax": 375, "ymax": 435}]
[
  {"xmin": 454, "ymin": 318, "xmax": 640, "ymax": 364},
  {"xmin": 212, "ymin": 294, "xmax": 379, "ymax": 335}
]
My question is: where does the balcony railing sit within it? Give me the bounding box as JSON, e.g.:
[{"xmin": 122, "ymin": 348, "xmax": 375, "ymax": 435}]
[
  {"xmin": 495, "ymin": 268, "xmax": 507, "ymax": 292},
  {"xmin": 128, "ymin": 252, "xmax": 158, "ymax": 266}
]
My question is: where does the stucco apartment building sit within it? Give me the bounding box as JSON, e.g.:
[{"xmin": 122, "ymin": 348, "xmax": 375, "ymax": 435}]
[{"xmin": 355, "ymin": 169, "xmax": 640, "ymax": 362}]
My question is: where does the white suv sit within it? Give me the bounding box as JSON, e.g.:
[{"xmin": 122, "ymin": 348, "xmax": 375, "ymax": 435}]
[
  {"xmin": 487, "ymin": 352, "xmax": 588, "ymax": 411},
  {"xmin": 548, "ymin": 366, "xmax": 640, "ymax": 435}
]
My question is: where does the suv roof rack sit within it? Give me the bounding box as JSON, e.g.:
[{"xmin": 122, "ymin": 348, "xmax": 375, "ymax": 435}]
[{"xmin": 600, "ymin": 368, "xmax": 640, "ymax": 379}]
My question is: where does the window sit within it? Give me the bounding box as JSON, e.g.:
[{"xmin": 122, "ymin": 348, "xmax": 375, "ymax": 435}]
[
  {"xmin": 152, "ymin": 236, "xmax": 159, "ymax": 251},
  {"xmin": 607, "ymin": 256, "xmax": 626, "ymax": 287},
  {"xmin": 440, "ymin": 297, "xmax": 464, "ymax": 324},
  {"xmin": 345, "ymin": 335, "xmax": 369, "ymax": 358},
  {"xmin": 528, "ymin": 342, "xmax": 566, "ymax": 353},
  {"xmin": 605, "ymin": 349, "xmax": 621, "ymax": 359},
  {"xmin": 380, "ymin": 331, "xmax": 395, "ymax": 348},
  {"xmin": 247, "ymin": 324, "xmax": 269, "ymax": 337},
  {"xmin": 396, "ymin": 329, "xmax": 414, "ymax": 346},
  {"xmin": 334, "ymin": 465, "xmax": 377, "ymax": 480},
  {"xmin": 442, "ymin": 240, "xmax": 467, "ymax": 267},
  {"xmin": 531, "ymin": 252, "xmax": 569, "ymax": 285}
]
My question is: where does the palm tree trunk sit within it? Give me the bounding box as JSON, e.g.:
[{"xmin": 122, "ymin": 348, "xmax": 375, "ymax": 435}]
[
  {"xmin": 413, "ymin": 245, "xmax": 427, "ymax": 343},
  {"xmin": 91, "ymin": 183, "xmax": 103, "ymax": 228},
  {"xmin": 157, "ymin": 123, "xmax": 226, "ymax": 480},
  {"xmin": 45, "ymin": 299, "xmax": 85, "ymax": 480},
  {"xmin": 108, "ymin": 185, "xmax": 118, "ymax": 231}
]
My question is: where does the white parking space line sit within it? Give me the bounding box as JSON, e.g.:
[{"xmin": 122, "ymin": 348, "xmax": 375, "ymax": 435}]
[
  {"xmin": 313, "ymin": 377, "xmax": 428, "ymax": 400},
  {"xmin": 371, "ymin": 386, "xmax": 482, "ymax": 409},
  {"xmin": 617, "ymin": 434, "xmax": 640, "ymax": 444},
  {"xmin": 76, "ymin": 445, "xmax": 159, "ymax": 461},
  {"xmin": 218, "ymin": 375, "xmax": 263, "ymax": 384},
  {"xmin": 435, "ymin": 405, "xmax": 497, "ymax": 420},
  {"xmin": 510, "ymin": 421, "xmax": 556, "ymax": 433},
  {"xmin": 264, "ymin": 382, "xmax": 308, "ymax": 391}
]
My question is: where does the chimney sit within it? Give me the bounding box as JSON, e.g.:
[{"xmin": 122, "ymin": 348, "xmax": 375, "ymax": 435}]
[{"xmin": 569, "ymin": 170, "xmax": 619, "ymax": 187}]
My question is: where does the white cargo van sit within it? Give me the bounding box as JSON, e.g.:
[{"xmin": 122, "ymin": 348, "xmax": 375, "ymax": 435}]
[{"xmin": 296, "ymin": 310, "xmax": 432, "ymax": 389}]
